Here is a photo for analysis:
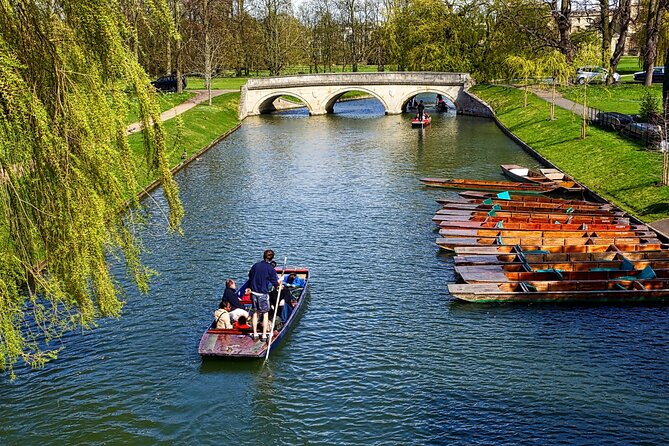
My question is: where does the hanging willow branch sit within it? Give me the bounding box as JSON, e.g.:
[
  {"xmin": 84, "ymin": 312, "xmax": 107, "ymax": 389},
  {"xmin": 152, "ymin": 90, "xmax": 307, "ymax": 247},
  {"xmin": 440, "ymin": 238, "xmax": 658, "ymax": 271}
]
[{"xmin": 0, "ymin": 0, "xmax": 183, "ymax": 378}]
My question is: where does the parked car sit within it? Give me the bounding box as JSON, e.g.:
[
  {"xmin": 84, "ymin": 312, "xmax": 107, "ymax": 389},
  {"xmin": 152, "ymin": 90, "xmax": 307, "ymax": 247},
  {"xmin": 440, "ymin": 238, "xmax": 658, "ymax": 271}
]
[
  {"xmin": 151, "ymin": 75, "xmax": 187, "ymax": 92},
  {"xmin": 575, "ymin": 66, "xmax": 621, "ymax": 84},
  {"xmin": 594, "ymin": 112, "xmax": 634, "ymax": 130},
  {"xmin": 633, "ymin": 66, "xmax": 665, "ymax": 83},
  {"xmin": 622, "ymin": 122, "xmax": 663, "ymax": 143}
]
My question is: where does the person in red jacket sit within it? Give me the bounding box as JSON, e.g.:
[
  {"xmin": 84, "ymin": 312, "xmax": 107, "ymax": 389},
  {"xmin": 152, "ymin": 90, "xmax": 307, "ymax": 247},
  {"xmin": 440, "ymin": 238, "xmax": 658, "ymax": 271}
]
[{"xmin": 233, "ymin": 315, "xmax": 251, "ymax": 331}]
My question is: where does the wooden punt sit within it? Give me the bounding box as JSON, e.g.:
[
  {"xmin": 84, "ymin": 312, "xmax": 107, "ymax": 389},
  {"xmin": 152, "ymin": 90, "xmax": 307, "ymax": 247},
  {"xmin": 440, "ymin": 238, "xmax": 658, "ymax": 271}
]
[
  {"xmin": 434, "ymin": 214, "xmax": 627, "ymax": 225},
  {"xmin": 420, "ymin": 178, "xmax": 560, "ymax": 194},
  {"xmin": 434, "ymin": 211, "xmax": 624, "ymax": 224},
  {"xmin": 437, "ymin": 228, "xmax": 654, "ymax": 239},
  {"xmin": 456, "ymin": 263, "xmax": 669, "ymax": 283},
  {"xmin": 452, "ymin": 242, "xmax": 666, "ymax": 255},
  {"xmin": 500, "ymin": 164, "xmax": 583, "ymax": 192},
  {"xmin": 454, "ymin": 249, "xmax": 669, "ymax": 265},
  {"xmin": 458, "ymin": 190, "xmax": 605, "ymax": 206},
  {"xmin": 437, "ymin": 236, "xmax": 660, "ymax": 252},
  {"xmin": 198, "ymin": 267, "xmax": 309, "ymax": 358},
  {"xmin": 437, "ymin": 220, "xmax": 646, "ymax": 232},
  {"xmin": 439, "ymin": 197, "xmax": 611, "ymax": 211},
  {"xmin": 437, "ymin": 204, "xmax": 622, "ymax": 217},
  {"xmin": 448, "ymin": 279, "xmax": 669, "ymax": 303}
]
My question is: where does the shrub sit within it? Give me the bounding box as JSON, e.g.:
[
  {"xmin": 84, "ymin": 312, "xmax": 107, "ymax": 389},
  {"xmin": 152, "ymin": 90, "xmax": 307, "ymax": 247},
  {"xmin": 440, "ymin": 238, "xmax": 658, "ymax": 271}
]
[{"xmin": 639, "ymin": 88, "xmax": 661, "ymax": 123}]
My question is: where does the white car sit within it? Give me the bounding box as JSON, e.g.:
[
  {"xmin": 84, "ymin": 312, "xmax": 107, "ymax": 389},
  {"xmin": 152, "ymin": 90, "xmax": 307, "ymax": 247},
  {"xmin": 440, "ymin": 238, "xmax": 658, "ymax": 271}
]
[{"xmin": 575, "ymin": 66, "xmax": 621, "ymax": 84}]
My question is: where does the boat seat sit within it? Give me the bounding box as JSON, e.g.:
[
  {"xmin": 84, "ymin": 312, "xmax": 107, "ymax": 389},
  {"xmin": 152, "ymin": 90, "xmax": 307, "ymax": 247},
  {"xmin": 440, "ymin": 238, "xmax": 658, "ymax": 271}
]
[
  {"xmin": 637, "ymin": 265, "xmax": 657, "ymax": 280},
  {"xmin": 534, "ymin": 268, "xmax": 564, "ymax": 279},
  {"xmin": 519, "ymin": 281, "xmax": 537, "ymax": 292}
]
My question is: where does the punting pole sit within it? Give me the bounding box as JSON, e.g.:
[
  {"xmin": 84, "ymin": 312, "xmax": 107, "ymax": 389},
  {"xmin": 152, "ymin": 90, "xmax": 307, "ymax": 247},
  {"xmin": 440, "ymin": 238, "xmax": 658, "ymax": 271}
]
[{"xmin": 265, "ymin": 256, "xmax": 287, "ymax": 361}]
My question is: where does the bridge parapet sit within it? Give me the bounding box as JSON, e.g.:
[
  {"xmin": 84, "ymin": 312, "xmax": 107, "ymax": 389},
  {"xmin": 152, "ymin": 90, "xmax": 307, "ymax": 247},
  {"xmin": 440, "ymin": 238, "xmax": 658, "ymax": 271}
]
[{"xmin": 245, "ymin": 72, "xmax": 472, "ymax": 90}]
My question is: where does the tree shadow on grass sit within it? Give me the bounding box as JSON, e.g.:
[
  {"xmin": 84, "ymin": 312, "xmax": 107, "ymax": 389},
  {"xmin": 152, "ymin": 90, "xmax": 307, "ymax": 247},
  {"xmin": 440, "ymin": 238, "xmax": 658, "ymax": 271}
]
[{"xmin": 640, "ymin": 202, "xmax": 669, "ymax": 218}]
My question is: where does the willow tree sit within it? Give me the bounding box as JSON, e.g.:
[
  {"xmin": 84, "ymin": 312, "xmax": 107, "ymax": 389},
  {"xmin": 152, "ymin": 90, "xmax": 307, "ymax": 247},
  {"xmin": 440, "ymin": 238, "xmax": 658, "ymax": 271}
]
[
  {"xmin": 539, "ymin": 50, "xmax": 570, "ymax": 120},
  {"xmin": 505, "ymin": 55, "xmax": 537, "ymax": 108},
  {"xmin": 0, "ymin": 0, "xmax": 183, "ymax": 377}
]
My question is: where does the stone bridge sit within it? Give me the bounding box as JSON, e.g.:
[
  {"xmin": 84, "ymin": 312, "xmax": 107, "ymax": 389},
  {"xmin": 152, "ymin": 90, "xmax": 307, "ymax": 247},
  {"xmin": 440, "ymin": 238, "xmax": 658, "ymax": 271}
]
[{"xmin": 238, "ymin": 72, "xmax": 485, "ymax": 119}]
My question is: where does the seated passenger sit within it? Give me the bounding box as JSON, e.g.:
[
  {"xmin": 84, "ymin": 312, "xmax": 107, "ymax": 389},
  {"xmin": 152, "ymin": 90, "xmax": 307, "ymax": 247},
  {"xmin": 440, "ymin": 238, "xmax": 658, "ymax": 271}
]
[
  {"xmin": 219, "ymin": 279, "xmax": 245, "ymax": 311},
  {"xmin": 281, "ymin": 296, "xmax": 298, "ymax": 323},
  {"xmin": 233, "ymin": 315, "xmax": 251, "ymax": 331},
  {"xmin": 214, "ymin": 301, "xmax": 233, "ymax": 329}
]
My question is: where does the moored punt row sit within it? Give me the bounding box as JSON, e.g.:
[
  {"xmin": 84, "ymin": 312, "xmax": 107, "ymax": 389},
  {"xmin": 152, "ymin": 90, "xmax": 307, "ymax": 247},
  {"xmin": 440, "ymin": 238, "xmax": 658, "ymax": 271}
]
[{"xmin": 428, "ymin": 186, "xmax": 669, "ymax": 303}]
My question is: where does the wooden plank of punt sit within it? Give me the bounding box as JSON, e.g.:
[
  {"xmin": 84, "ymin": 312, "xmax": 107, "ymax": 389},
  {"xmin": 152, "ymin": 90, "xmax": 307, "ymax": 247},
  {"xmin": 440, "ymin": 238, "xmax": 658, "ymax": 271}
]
[
  {"xmin": 437, "ymin": 228, "xmax": 653, "ymax": 239},
  {"xmin": 500, "ymin": 164, "xmax": 584, "ymax": 192},
  {"xmin": 438, "ymin": 198, "xmax": 612, "ymax": 212},
  {"xmin": 456, "ymin": 265, "xmax": 669, "ymax": 283},
  {"xmin": 436, "ymin": 205, "xmax": 623, "ymax": 217},
  {"xmin": 420, "ymin": 178, "xmax": 559, "ymax": 194},
  {"xmin": 437, "ymin": 220, "xmax": 646, "ymax": 232},
  {"xmin": 447, "ymin": 280, "xmax": 669, "ymax": 303},
  {"xmin": 454, "ymin": 249, "xmax": 669, "ymax": 265},
  {"xmin": 458, "ymin": 190, "xmax": 605, "ymax": 206},
  {"xmin": 452, "ymin": 243, "xmax": 666, "ymax": 255}
]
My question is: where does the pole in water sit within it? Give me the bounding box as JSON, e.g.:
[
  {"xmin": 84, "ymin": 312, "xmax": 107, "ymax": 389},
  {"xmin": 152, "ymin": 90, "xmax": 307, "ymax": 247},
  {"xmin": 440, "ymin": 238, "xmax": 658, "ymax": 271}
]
[{"xmin": 265, "ymin": 256, "xmax": 287, "ymax": 361}]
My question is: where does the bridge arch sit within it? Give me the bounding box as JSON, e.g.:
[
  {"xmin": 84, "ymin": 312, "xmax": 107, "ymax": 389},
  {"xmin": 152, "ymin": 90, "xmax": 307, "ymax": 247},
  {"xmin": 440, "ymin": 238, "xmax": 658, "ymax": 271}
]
[
  {"xmin": 323, "ymin": 87, "xmax": 390, "ymax": 114},
  {"xmin": 253, "ymin": 91, "xmax": 313, "ymax": 115},
  {"xmin": 399, "ymin": 89, "xmax": 458, "ymax": 112}
]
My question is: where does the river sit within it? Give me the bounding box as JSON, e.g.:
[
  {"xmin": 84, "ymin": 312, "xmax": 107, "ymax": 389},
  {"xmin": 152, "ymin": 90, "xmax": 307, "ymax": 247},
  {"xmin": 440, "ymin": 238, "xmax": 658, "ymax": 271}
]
[{"xmin": 1, "ymin": 98, "xmax": 668, "ymax": 445}]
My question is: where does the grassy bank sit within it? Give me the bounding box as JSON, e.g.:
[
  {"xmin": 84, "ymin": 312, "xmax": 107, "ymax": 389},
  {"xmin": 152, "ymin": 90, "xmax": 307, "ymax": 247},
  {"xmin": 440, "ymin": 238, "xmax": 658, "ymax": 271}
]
[
  {"xmin": 558, "ymin": 83, "xmax": 662, "ymax": 114},
  {"xmin": 128, "ymin": 92, "xmax": 240, "ymax": 190},
  {"xmin": 471, "ymin": 85, "xmax": 669, "ymax": 222}
]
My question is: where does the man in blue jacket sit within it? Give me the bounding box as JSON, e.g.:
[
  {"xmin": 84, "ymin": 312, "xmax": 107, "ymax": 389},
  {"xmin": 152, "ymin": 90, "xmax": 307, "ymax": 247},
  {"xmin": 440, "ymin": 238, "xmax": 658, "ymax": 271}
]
[{"xmin": 248, "ymin": 249, "xmax": 280, "ymax": 341}]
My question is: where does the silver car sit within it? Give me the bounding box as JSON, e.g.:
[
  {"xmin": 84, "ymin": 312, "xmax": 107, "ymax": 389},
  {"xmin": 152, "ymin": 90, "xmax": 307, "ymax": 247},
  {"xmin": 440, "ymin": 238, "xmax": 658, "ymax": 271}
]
[{"xmin": 575, "ymin": 66, "xmax": 621, "ymax": 84}]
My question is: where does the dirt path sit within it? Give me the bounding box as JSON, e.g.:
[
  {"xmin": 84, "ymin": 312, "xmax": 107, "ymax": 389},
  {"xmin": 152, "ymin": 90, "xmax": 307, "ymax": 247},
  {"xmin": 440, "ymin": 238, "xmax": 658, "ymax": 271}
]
[{"xmin": 126, "ymin": 89, "xmax": 235, "ymax": 135}]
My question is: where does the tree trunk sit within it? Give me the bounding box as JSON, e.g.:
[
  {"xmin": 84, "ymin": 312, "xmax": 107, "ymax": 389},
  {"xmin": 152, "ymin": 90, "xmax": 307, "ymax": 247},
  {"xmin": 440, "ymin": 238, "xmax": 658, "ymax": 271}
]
[
  {"xmin": 609, "ymin": 0, "xmax": 632, "ymax": 84},
  {"xmin": 599, "ymin": 0, "xmax": 612, "ymax": 75},
  {"xmin": 552, "ymin": 0, "xmax": 574, "ymax": 62},
  {"xmin": 642, "ymin": 0, "xmax": 666, "ymax": 87}
]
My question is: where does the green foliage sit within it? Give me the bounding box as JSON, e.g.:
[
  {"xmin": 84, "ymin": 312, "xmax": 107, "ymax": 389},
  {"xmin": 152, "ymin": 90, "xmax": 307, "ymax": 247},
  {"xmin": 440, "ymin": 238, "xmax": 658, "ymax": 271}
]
[
  {"xmin": 472, "ymin": 85, "xmax": 669, "ymax": 221},
  {"xmin": 0, "ymin": 0, "xmax": 182, "ymax": 377},
  {"xmin": 639, "ymin": 88, "xmax": 661, "ymax": 122}
]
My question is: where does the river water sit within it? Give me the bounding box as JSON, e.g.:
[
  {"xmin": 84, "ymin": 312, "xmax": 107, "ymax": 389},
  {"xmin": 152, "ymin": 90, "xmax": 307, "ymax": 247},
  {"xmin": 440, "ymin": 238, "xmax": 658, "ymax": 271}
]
[{"xmin": 2, "ymin": 99, "xmax": 668, "ymax": 445}]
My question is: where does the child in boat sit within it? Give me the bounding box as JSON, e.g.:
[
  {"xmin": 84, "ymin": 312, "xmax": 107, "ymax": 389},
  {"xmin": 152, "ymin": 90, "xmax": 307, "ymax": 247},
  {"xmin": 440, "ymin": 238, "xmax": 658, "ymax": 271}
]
[
  {"xmin": 241, "ymin": 288, "xmax": 252, "ymax": 308},
  {"xmin": 233, "ymin": 315, "xmax": 251, "ymax": 331}
]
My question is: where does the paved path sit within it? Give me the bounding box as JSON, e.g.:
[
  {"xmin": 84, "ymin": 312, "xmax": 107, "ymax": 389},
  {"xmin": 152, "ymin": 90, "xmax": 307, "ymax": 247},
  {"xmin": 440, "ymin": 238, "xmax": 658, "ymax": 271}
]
[
  {"xmin": 528, "ymin": 86, "xmax": 669, "ymax": 235},
  {"xmin": 126, "ymin": 89, "xmax": 234, "ymax": 135}
]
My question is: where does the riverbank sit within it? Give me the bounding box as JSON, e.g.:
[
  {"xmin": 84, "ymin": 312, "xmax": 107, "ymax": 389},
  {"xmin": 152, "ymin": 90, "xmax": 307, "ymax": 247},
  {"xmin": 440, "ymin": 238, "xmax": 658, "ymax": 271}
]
[
  {"xmin": 128, "ymin": 92, "xmax": 240, "ymax": 193},
  {"xmin": 470, "ymin": 84, "xmax": 669, "ymax": 223}
]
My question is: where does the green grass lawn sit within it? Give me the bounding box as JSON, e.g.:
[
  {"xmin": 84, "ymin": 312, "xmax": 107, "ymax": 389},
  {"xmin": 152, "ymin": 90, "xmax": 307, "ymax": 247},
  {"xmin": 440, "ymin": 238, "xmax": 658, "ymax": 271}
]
[
  {"xmin": 127, "ymin": 91, "xmax": 195, "ymax": 124},
  {"xmin": 616, "ymin": 55, "xmax": 642, "ymax": 75},
  {"xmin": 185, "ymin": 77, "xmax": 248, "ymax": 91},
  {"xmin": 558, "ymin": 83, "xmax": 662, "ymax": 114},
  {"xmin": 128, "ymin": 92, "xmax": 240, "ymax": 190},
  {"xmin": 471, "ymin": 84, "xmax": 669, "ymax": 222}
]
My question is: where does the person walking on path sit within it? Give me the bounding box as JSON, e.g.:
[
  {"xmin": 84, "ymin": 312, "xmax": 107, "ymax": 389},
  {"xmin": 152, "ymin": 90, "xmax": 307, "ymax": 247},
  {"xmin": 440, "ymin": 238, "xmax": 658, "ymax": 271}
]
[{"xmin": 248, "ymin": 249, "xmax": 280, "ymax": 342}]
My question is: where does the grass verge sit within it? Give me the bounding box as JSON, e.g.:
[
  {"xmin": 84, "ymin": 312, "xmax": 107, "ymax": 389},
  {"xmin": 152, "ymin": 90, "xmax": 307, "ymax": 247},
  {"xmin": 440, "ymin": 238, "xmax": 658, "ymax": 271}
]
[
  {"xmin": 471, "ymin": 84, "xmax": 669, "ymax": 222},
  {"xmin": 128, "ymin": 92, "xmax": 240, "ymax": 190}
]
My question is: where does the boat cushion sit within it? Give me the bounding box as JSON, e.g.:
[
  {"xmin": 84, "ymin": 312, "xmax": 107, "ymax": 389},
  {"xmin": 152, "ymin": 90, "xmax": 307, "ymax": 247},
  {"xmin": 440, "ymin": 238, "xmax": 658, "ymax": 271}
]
[
  {"xmin": 621, "ymin": 258, "xmax": 635, "ymax": 271},
  {"xmin": 497, "ymin": 191, "xmax": 511, "ymax": 200},
  {"xmin": 483, "ymin": 198, "xmax": 494, "ymax": 205}
]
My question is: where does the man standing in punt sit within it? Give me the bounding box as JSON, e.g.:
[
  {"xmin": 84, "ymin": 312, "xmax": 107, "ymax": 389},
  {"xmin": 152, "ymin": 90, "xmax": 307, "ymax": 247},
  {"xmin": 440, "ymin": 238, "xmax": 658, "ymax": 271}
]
[{"xmin": 248, "ymin": 249, "xmax": 280, "ymax": 342}]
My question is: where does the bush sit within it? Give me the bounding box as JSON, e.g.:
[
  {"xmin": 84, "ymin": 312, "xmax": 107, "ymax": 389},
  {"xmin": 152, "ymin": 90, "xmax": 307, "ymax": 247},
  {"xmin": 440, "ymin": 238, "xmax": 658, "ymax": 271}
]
[{"xmin": 639, "ymin": 88, "xmax": 661, "ymax": 123}]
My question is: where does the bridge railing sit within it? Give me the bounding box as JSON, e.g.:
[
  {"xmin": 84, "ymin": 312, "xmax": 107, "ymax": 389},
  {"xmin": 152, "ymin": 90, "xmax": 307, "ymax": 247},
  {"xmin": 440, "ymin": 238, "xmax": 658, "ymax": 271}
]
[{"xmin": 245, "ymin": 72, "xmax": 472, "ymax": 90}]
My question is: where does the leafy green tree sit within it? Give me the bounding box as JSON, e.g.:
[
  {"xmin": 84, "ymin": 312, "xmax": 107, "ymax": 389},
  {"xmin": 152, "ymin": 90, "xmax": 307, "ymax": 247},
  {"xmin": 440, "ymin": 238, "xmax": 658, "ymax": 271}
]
[
  {"xmin": 573, "ymin": 43, "xmax": 600, "ymax": 138},
  {"xmin": 0, "ymin": 0, "xmax": 183, "ymax": 377},
  {"xmin": 505, "ymin": 55, "xmax": 537, "ymax": 108},
  {"xmin": 538, "ymin": 50, "xmax": 571, "ymax": 120}
]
